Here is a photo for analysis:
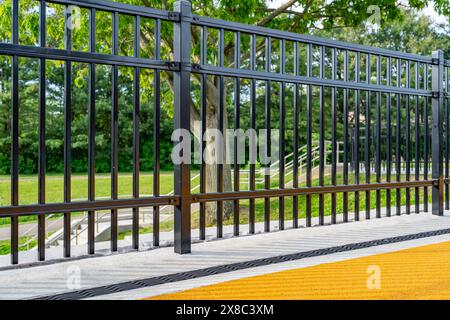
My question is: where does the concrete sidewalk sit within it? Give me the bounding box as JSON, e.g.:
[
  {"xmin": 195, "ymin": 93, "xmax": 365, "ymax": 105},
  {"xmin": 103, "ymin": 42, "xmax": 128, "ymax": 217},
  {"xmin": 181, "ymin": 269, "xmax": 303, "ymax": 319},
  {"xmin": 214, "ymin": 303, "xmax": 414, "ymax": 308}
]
[{"xmin": 1, "ymin": 211, "xmax": 450, "ymax": 299}]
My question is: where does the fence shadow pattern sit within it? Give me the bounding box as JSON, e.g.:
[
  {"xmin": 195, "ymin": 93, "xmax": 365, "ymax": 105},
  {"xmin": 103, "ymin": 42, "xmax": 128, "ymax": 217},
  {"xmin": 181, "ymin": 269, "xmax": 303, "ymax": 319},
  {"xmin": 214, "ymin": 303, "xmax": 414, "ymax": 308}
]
[{"xmin": 0, "ymin": 0, "xmax": 449, "ymax": 264}]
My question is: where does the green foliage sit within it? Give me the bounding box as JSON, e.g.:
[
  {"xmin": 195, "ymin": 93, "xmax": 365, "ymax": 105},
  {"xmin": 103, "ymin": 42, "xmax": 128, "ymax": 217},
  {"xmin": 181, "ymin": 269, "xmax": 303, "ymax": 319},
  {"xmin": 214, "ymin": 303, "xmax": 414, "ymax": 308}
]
[
  {"xmin": 0, "ymin": 0, "xmax": 449, "ymax": 175},
  {"xmin": 0, "ymin": 57, "xmax": 175, "ymax": 174},
  {"xmin": 317, "ymin": 9, "xmax": 450, "ymax": 57}
]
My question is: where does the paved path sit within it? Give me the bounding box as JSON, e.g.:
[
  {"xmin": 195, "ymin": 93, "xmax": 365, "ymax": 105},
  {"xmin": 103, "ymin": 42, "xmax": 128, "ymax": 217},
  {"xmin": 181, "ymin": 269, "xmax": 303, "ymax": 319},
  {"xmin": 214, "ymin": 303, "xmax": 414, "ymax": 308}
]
[
  {"xmin": 0, "ymin": 208, "xmax": 176, "ymax": 241},
  {"xmin": 1, "ymin": 210, "xmax": 450, "ymax": 299}
]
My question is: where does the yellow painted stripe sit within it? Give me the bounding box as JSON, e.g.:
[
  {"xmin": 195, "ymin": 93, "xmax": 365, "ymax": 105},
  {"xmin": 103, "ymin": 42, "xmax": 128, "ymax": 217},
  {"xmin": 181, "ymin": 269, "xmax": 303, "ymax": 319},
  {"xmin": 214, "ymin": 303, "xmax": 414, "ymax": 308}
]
[{"xmin": 149, "ymin": 241, "xmax": 450, "ymax": 300}]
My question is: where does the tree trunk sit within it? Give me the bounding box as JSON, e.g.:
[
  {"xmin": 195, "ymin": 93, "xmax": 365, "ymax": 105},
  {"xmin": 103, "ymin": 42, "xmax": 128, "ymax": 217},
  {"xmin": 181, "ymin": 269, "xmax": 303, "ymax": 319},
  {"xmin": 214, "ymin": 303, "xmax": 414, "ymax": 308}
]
[
  {"xmin": 203, "ymin": 79, "xmax": 233, "ymax": 225},
  {"xmin": 164, "ymin": 68, "xmax": 233, "ymax": 226}
]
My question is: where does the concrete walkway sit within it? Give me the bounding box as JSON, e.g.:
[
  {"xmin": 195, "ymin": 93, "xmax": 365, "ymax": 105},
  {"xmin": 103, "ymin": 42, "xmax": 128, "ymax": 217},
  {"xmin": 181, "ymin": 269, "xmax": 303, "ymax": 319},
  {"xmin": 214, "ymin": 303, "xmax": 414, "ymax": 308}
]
[{"xmin": 1, "ymin": 209, "xmax": 450, "ymax": 299}]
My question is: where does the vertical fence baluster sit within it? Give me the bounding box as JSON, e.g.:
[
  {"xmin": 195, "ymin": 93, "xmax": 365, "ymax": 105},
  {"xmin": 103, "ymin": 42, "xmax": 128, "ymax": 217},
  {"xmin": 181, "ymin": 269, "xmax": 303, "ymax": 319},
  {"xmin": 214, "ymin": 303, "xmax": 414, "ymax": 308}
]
[
  {"xmin": 432, "ymin": 50, "xmax": 444, "ymax": 216},
  {"xmin": 10, "ymin": 0, "xmax": 19, "ymax": 265},
  {"xmin": 249, "ymin": 77, "xmax": 256, "ymax": 233},
  {"xmin": 87, "ymin": 7, "xmax": 96, "ymax": 255},
  {"xmin": 354, "ymin": 52, "xmax": 361, "ymax": 221},
  {"xmin": 343, "ymin": 50, "xmax": 349, "ymax": 223},
  {"xmin": 249, "ymin": 34, "xmax": 257, "ymax": 233},
  {"xmin": 153, "ymin": 18, "xmax": 161, "ymax": 246},
  {"xmin": 232, "ymin": 31, "xmax": 240, "ymax": 237},
  {"xmin": 110, "ymin": 12, "xmax": 119, "ymax": 252},
  {"xmin": 279, "ymin": 80, "xmax": 285, "ymax": 229},
  {"xmin": 132, "ymin": 15, "xmax": 141, "ymax": 250},
  {"xmin": 306, "ymin": 43, "xmax": 313, "ymax": 227},
  {"xmin": 424, "ymin": 65, "xmax": 429, "ymax": 212},
  {"xmin": 199, "ymin": 26, "xmax": 207, "ymax": 240},
  {"xmin": 331, "ymin": 48, "xmax": 337, "ymax": 224},
  {"xmin": 365, "ymin": 54, "xmax": 371, "ymax": 220},
  {"xmin": 173, "ymin": 0, "xmax": 191, "ymax": 253},
  {"xmin": 38, "ymin": 0, "xmax": 47, "ymax": 261},
  {"xmin": 293, "ymin": 42, "xmax": 299, "ymax": 228},
  {"xmin": 199, "ymin": 71, "xmax": 206, "ymax": 238},
  {"xmin": 386, "ymin": 56, "xmax": 392, "ymax": 217},
  {"xmin": 406, "ymin": 61, "xmax": 411, "ymax": 214},
  {"xmin": 216, "ymin": 28, "xmax": 224, "ymax": 238},
  {"xmin": 415, "ymin": 62, "xmax": 421, "ymax": 213},
  {"xmin": 375, "ymin": 55, "xmax": 381, "ymax": 218},
  {"xmin": 264, "ymin": 37, "xmax": 271, "ymax": 232},
  {"xmin": 63, "ymin": 7, "xmax": 72, "ymax": 258},
  {"xmin": 278, "ymin": 39, "xmax": 285, "ymax": 230},
  {"xmin": 318, "ymin": 46, "xmax": 325, "ymax": 225},
  {"xmin": 396, "ymin": 58, "xmax": 402, "ymax": 216}
]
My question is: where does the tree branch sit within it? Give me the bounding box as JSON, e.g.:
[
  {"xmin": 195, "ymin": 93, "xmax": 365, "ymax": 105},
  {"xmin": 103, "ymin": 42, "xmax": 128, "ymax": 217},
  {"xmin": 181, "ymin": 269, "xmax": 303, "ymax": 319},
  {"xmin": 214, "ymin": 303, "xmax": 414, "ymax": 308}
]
[
  {"xmin": 222, "ymin": 0, "xmax": 313, "ymax": 57},
  {"xmin": 257, "ymin": 0, "xmax": 301, "ymax": 26},
  {"xmin": 264, "ymin": 8, "xmax": 305, "ymax": 17}
]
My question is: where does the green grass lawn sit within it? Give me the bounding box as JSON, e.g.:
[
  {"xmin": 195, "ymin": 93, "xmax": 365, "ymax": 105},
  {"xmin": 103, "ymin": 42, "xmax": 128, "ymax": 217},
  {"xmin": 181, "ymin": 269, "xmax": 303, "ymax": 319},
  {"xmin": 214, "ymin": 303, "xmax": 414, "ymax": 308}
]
[
  {"xmin": 0, "ymin": 171, "xmax": 432, "ymax": 256},
  {"xmin": 0, "ymin": 172, "xmax": 177, "ymax": 206},
  {"xmin": 0, "ymin": 171, "xmax": 429, "ymax": 223},
  {"xmin": 0, "ymin": 181, "xmax": 431, "ymax": 255},
  {"xmin": 0, "ymin": 237, "xmax": 37, "ymax": 255},
  {"xmin": 0, "ymin": 172, "xmax": 179, "ymax": 225}
]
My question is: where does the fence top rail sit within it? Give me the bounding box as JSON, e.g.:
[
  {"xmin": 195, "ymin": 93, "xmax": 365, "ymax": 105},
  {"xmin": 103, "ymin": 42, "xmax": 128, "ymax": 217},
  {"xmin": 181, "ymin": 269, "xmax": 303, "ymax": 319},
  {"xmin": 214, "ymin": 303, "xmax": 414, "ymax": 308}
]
[
  {"xmin": 191, "ymin": 14, "xmax": 433, "ymax": 64},
  {"xmin": 0, "ymin": 43, "xmax": 172, "ymax": 69},
  {"xmin": 197, "ymin": 64, "xmax": 433, "ymax": 96},
  {"xmin": 45, "ymin": 0, "xmax": 172, "ymax": 20}
]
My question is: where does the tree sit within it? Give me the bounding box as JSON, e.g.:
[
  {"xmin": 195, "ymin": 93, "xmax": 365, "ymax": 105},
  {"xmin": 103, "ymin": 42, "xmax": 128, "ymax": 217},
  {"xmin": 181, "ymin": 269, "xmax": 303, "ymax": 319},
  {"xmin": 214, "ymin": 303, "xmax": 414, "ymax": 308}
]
[{"xmin": 0, "ymin": 0, "xmax": 449, "ymax": 223}]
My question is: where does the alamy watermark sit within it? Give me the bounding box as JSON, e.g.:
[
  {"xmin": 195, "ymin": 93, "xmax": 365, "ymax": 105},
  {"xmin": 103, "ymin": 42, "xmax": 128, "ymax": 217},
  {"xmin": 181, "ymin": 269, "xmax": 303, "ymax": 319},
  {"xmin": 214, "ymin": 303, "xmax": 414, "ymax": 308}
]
[
  {"xmin": 66, "ymin": 265, "xmax": 81, "ymax": 290},
  {"xmin": 172, "ymin": 122, "xmax": 280, "ymax": 171},
  {"xmin": 65, "ymin": 5, "xmax": 81, "ymax": 31},
  {"xmin": 366, "ymin": 265, "xmax": 381, "ymax": 290}
]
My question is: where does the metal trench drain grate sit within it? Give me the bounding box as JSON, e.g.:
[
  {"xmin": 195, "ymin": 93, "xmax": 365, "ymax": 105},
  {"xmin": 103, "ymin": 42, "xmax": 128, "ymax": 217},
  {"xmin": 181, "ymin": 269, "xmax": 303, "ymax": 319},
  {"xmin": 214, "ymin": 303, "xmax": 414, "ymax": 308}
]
[{"xmin": 30, "ymin": 227, "xmax": 450, "ymax": 300}]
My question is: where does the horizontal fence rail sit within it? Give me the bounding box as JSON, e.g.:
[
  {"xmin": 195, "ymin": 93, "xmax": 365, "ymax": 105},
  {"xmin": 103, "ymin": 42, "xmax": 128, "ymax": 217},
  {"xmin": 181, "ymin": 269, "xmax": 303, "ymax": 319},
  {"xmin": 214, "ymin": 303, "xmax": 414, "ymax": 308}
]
[{"xmin": 0, "ymin": 0, "xmax": 448, "ymax": 265}]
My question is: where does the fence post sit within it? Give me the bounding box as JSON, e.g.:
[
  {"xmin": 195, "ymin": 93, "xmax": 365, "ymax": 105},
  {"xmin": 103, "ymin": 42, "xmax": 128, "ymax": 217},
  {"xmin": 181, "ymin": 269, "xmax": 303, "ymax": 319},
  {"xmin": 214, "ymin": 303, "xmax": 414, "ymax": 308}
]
[
  {"xmin": 432, "ymin": 50, "xmax": 444, "ymax": 216},
  {"xmin": 173, "ymin": 0, "xmax": 192, "ymax": 253}
]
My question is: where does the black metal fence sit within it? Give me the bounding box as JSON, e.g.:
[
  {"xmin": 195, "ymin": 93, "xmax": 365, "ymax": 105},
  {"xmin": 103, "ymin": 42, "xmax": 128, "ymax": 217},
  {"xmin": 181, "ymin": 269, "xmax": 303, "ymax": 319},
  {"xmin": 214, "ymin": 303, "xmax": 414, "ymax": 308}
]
[{"xmin": 0, "ymin": 0, "xmax": 448, "ymax": 265}]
